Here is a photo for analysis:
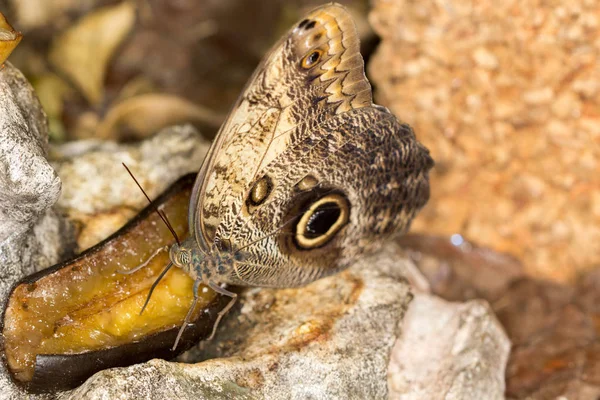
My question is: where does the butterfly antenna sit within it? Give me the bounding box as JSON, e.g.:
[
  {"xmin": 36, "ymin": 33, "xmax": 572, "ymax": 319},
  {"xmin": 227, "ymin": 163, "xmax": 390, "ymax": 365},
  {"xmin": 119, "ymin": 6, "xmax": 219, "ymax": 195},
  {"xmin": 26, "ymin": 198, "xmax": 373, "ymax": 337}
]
[{"xmin": 122, "ymin": 163, "xmax": 181, "ymax": 246}]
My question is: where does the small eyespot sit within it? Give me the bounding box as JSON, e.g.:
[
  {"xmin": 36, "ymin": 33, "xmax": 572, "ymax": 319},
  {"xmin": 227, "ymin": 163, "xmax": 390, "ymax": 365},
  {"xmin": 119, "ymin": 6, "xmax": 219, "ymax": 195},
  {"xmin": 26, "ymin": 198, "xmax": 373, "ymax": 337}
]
[
  {"xmin": 314, "ymin": 33, "xmax": 323, "ymax": 41},
  {"xmin": 294, "ymin": 194, "xmax": 350, "ymax": 249},
  {"xmin": 301, "ymin": 49, "xmax": 323, "ymax": 69},
  {"xmin": 295, "ymin": 175, "xmax": 319, "ymax": 191},
  {"xmin": 247, "ymin": 175, "xmax": 273, "ymax": 207}
]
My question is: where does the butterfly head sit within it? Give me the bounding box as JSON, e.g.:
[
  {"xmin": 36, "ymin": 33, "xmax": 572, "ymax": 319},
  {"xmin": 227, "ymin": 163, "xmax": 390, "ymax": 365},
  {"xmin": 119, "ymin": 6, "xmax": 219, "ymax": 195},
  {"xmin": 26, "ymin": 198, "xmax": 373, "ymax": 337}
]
[
  {"xmin": 169, "ymin": 237, "xmax": 206, "ymax": 279},
  {"xmin": 169, "ymin": 236, "xmax": 241, "ymax": 281}
]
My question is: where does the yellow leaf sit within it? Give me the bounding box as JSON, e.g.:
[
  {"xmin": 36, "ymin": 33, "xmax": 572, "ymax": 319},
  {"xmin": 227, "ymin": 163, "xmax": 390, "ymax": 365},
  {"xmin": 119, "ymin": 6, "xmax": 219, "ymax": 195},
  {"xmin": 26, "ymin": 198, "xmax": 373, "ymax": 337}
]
[
  {"xmin": 96, "ymin": 94, "xmax": 224, "ymax": 140},
  {"xmin": 48, "ymin": 2, "xmax": 136, "ymax": 106},
  {"xmin": 0, "ymin": 12, "xmax": 22, "ymax": 65}
]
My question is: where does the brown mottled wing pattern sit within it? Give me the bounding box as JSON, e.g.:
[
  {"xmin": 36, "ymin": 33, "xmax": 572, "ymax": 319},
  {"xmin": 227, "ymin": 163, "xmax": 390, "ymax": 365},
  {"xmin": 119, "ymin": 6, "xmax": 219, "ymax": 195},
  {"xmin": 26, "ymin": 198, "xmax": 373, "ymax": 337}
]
[
  {"xmin": 224, "ymin": 106, "xmax": 432, "ymax": 287},
  {"xmin": 188, "ymin": 4, "xmax": 371, "ymax": 250}
]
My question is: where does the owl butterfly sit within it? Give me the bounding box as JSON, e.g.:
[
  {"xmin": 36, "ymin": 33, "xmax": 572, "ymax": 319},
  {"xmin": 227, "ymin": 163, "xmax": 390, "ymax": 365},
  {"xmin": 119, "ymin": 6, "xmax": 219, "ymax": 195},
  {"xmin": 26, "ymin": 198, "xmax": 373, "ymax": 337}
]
[{"xmin": 138, "ymin": 3, "xmax": 433, "ymax": 349}]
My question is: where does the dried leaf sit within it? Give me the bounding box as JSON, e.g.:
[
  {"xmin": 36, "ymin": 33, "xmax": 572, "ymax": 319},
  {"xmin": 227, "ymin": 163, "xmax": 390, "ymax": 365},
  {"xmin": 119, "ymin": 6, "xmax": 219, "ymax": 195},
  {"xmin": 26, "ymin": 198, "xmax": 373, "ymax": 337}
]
[
  {"xmin": 96, "ymin": 94, "xmax": 224, "ymax": 140},
  {"xmin": 8, "ymin": 0, "xmax": 104, "ymax": 31},
  {"xmin": 33, "ymin": 73, "xmax": 74, "ymax": 142},
  {"xmin": 0, "ymin": 13, "xmax": 22, "ymax": 65},
  {"xmin": 48, "ymin": 1, "xmax": 136, "ymax": 105}
]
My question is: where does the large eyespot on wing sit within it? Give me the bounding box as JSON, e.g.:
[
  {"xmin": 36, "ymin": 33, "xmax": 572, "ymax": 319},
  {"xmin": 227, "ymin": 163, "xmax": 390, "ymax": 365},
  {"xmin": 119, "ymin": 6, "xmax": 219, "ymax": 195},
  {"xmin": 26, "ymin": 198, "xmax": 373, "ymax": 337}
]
[
  {"xmin": 279, "ymin": 186, "xmax": 351, "ymax": 253},
  {"xmin": 294, "ymin": 193, "xmax": 350, "ymax": 249}
]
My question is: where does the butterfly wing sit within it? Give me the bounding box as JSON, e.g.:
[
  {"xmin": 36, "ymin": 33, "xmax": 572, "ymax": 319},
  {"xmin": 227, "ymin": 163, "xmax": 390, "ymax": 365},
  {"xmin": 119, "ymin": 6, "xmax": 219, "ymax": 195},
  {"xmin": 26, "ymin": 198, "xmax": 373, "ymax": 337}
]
[
  {"xmin": 224, "ymin": 105, "xmax": 433, "ymax": 287},
  {"xmin": 189, "ymin": 4, "xmax": 372, "ymax": 250}
]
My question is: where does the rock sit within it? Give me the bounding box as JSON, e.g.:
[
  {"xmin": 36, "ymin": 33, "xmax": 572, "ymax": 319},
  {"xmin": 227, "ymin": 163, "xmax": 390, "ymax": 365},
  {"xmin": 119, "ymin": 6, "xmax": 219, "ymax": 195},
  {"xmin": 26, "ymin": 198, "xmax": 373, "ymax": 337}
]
[
  {"xmin": 378, "ymin": 238, "xmax": 514, "ymax": 398},
  {"xmin": 51, "ymin": 125, "xmax": 210, "ymax": 250},
  {"xmin": 61, "ymin": 246, "xmax": 413, "ymax": 399},
  {"xmin": 52, "ymin": 125, "xmax": 209, "ymax": 216},
  {"xmin": 0, "ymin": 62, "xmax": 72, "ymax": 399},
  {"xmin": 0, "ymin": 62, "xmax": 61, "ymax": 244},
  {"xmin": 396, "ymin": 232, "xmax": 600, "ymax": 398},
  {"xmin": 54, "ymin": 242, "xmax": 511, "ymax": 400},
  {"xmin": 388, "ymin": 294, "xmax": 510, "ymax": 400}
]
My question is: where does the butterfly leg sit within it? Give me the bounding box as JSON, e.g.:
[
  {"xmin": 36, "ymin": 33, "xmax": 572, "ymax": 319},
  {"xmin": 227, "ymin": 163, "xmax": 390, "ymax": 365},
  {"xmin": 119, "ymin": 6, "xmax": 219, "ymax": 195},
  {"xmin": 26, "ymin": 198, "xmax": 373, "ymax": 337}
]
[
  {"xmin": 172, "ymin": 279, "xmax": 201, "ymax": 351},
  {"xmin": 117, "ymin": 245, "xmax": 169, "ymax": 275},
  {"xmin": 206, "ymin": 280, "xmax": 237, "ymax": 341}
]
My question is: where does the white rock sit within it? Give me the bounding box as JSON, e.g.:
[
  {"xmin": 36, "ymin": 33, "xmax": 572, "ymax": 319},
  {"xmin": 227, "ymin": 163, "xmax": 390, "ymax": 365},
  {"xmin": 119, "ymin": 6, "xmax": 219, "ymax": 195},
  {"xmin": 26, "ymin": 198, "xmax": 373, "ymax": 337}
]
[{"xmin": 388, "ymin": 294, "xmax": 510, "ymax": 400}]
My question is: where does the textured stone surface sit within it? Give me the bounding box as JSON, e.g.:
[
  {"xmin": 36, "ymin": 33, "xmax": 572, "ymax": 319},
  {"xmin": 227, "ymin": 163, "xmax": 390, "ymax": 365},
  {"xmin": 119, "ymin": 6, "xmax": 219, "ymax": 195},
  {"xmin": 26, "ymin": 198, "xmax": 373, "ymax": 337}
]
[
  {"xmin": 0, "ymin": 61, "xmax": 72, "ymax": 400},
  {"xmin": 62, "ymin": 246, "xmax": 413, "ymax": 400},
  {"xmin": 397, "ymin": 233, "xmax": 600, "ymax": 399},
  {"xmin": 51, "ymin": 125, "xmax": 210, "ymax": 249},
  {"xmin": 53, "ymin": 125, "xmax": 209, "ymax": 215},
  {"xmin": 369, "ymin": 0, "xmax": 600, "ymax": 282},
  {"xmin": 0, "ymin": 62, "xmax": 61, "ymax": 243},
  {"xmin": 388, "ymin": 294, "xmax": 510, "ymax": 400}
]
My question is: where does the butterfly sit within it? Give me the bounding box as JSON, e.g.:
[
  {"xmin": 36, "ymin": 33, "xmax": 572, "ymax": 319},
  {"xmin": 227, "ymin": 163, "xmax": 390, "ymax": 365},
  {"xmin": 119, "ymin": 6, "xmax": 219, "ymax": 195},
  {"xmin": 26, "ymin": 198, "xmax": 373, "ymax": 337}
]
[{"xmin": 140, "ymin": 3, "xmax": 433, "ymax": 349}]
